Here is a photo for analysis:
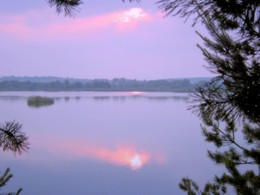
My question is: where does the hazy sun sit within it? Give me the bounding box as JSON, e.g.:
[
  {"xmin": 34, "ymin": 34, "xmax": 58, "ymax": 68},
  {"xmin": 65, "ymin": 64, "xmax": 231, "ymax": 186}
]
[
  {"xmin": 130, "ymin": 154, "xmax": 143, "ymax": 170},
  {"xmin": 117, "ymin": 8, "xmax": 148, "ymax": 23}
]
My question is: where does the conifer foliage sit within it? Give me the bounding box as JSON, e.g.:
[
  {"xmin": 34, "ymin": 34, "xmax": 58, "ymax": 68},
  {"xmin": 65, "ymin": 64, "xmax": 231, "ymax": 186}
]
[
  {"xmin": 9, "ymin": 0, "xmax": 260, "ymax": 194},
  {"xmin": 47, "ymin": 0, "xmax": 83, "ymax": 16},
  {"xmin": 0, "ymin": 121, "xmax": 29, "ymax": 155},
  {"xmin": 157, "ymin": 0, "xmax": 260, "ymax": 194},
  {"xmin": 0, "ymin": 121, "xmax": 29, "ymax": 195},
  {"xmin": 47, "ymin": 0, "xmax": 139, "ymax": 16}
]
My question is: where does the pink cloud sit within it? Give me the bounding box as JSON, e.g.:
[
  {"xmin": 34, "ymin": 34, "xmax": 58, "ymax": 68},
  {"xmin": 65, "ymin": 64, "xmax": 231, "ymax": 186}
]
[{"xmin": 0, "ymin": 8, "xmax": 153, "ymax": 39}]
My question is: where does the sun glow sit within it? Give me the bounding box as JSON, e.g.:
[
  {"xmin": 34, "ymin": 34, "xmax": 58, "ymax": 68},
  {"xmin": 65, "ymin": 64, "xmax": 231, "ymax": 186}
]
[
  {"xmin": 94, "ymin": 146, "xmax": 150, "ymax": 170},
  {"xmin": 117, "ymin": 8, "xmax": 148, "ymax": 23},
  {"xmin": 129, "ymin": 91, "xmax": 145, "ymax": 95},
  {"xmin": 48, "ymin": 141, "xmax": 153, "ymax": 170},
  {"xmin": 130, "ymin": 155, "xmax": 142, "ymax": 170},
  {"xmin": 0, "ymin": 7, "xmax": 153, "ymax": 39},
  {"xmin": 113, "ymin": 7, "xmax": 150, "ymax": 26}
]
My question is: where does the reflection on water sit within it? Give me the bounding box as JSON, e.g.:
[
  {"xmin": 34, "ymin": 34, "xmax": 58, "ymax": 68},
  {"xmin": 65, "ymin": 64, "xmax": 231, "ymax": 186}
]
[
  {"xmin": 64, "ymin": 97, "xmax": 70, "ymax": 101},
  {"xmin": 0, "ymin": 91, "xmax": 207, "ymax": 195},
  {"xmin": 93, "ymin": 96, "xmax": 111, "ymax": 101},
  {"xmin": 48, "ymin": 140, "xmax": 162, "ymax": 170},
  {"xmin": 129, "ymin": 91, "xmax": 145, "ymax": 95},
  {"xmin": 0, "ymin": 91, "xmax": 189, "ymax": 104}
]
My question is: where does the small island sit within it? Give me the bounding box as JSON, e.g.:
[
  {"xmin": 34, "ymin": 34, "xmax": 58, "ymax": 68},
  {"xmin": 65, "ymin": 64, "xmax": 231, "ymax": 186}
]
[{"xmin": 27, "ymin": 96, "xmax": 54, "ymax": 108}]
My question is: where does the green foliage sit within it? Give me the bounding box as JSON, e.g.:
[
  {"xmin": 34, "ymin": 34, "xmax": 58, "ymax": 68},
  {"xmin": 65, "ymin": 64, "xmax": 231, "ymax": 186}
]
[
  {"xmin": 194, "ymin": 17, "xmax": 260, "ymax": 123},
  {"xmin": 179, "ymin": 178, "xmax": 200, "ymax": 195},
  {"xmin": 27, "ymin": 96, "xmax": 55, "ymax": 108}
]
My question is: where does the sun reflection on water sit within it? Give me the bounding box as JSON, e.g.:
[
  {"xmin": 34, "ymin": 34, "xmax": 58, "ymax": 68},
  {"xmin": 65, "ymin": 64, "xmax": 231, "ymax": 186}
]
[
  {"xmin": 42, "ymin": 140, "xmax": 163, "ymax": 170},
  {"xmin": 128, "ymin": 91, "xmax": 145, "ymax": 95}
]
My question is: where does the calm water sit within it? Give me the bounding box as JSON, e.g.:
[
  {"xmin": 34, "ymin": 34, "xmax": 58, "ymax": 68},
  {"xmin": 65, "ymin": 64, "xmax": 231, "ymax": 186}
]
[{"xmin": 0, "ymin": 92, "xmax": 220, "ymax": 195}]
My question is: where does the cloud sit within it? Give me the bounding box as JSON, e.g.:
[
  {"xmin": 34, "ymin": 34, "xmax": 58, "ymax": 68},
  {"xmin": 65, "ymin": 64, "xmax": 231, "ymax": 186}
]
[
  {"xmin": 0, "ymin": 8, "xmax": 154, "ymax": 39},
  {"xmin": 112, "ymin": 8, "xmax": 152, "ymax": 30}
]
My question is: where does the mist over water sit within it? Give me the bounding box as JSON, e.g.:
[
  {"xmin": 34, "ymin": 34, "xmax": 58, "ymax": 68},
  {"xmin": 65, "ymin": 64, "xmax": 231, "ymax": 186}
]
[{"xmin": 0, "ymin": 92, "xmax": 221, "ymax": 195}]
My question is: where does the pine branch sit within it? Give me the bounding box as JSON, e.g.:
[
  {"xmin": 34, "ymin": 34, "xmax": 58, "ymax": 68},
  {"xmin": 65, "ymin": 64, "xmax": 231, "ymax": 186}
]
[
  {"xmin": 47, "ymin": 0, "xmax": 141, "ymax": 17},
  {"xmin": 0, "ymin": 168, "xmax": 23, "ymax": 195},
  {"xmin": 47, "ymin": 0, "xmax": 83, "ymax": 17},
  {"xmin": 179, "ymin": 177, "xmax": 201, "ymax": 195},
  {"xmin": 0, "ymin": 121, "xmax": 29, "ymax": 155},
  {"xmin": 0, "ymin": 168, "xmax": 13, "ymax": 188}
]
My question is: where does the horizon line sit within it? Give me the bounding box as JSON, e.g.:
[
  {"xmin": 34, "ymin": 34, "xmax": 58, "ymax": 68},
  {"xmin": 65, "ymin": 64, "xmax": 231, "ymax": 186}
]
[{"xmin": 0, "ymin": 75, "xmax": 213, "ymax": 81}]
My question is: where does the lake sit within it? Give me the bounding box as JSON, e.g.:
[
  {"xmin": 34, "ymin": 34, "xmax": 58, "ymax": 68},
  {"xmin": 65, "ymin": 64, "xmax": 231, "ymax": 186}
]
[{"xmin": 0, "ymin": 92, "xmax": 221, "ymax": 195}]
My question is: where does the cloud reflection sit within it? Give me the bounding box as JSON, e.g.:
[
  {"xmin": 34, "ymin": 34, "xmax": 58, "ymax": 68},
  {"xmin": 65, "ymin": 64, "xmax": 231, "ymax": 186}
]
[{"xmin": 49, "ymin": 141, "xmax": 163, "ymax": 170}]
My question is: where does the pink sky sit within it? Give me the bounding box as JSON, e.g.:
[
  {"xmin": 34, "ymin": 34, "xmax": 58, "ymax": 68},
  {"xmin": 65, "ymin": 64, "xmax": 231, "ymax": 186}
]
[
  {"xmin": 0, "ymin": 1, "xmax": 211, "ymax": 79},
  {"xmin": 0, "ymin": 8, "xmax": 154, "ymax": 39}
]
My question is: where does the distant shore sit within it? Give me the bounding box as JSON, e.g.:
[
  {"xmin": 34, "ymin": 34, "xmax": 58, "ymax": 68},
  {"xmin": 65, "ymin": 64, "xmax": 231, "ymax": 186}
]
[{"xmin": 0, "ymin": 76, "xmax": 211, "ymax": 92}]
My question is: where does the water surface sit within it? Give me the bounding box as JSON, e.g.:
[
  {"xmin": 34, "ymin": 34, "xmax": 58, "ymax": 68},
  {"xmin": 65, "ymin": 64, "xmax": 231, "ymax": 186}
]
[{"xmin": 0, "ymin": 92, "xmax": 220, "ymax": 195}]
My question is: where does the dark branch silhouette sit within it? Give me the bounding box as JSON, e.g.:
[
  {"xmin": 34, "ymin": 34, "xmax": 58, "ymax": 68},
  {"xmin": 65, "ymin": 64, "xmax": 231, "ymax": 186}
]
[
  {"xmin": 163, "ymin": 0, "xmax": 260, "ymax": 194},
  {"xmin": 0, "ymin": 168, "xmax": 22, "ymax": 195},
  {"xmin": 47, "ymin": 0, "xmax": 140, "ymax": 17},
  {"xmin": 47, "ymin": 0, "xmax": 83, "ymax": 16},
  {"xmin": 0, "ymin": 121, "xmax": 29, "ymax": 194},
  {"xmin": 0, "ymin": 121, "xmax": 29, "ymax": 155}
]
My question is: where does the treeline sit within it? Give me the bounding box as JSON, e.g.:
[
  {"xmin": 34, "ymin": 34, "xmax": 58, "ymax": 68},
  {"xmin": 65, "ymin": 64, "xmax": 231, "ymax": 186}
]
[{"xmin": 0, "ymin": 77, "xmax": 209, "ymax": 92}]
